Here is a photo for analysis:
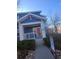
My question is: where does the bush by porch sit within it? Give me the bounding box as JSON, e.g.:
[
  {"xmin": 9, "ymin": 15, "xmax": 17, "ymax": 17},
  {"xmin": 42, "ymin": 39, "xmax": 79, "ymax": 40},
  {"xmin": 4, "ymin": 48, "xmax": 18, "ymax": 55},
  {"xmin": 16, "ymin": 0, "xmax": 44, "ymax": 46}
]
[
  {"xmin": 17, "ymin": 40, "xmax": 36, "ymax": 59},
  {"xmin": 17, "ymin": 40, "xmax": 36, "ymax": 50},
  {"xmin": 43, "ymin": 37, "xmax": 51, "ymax": 48}
]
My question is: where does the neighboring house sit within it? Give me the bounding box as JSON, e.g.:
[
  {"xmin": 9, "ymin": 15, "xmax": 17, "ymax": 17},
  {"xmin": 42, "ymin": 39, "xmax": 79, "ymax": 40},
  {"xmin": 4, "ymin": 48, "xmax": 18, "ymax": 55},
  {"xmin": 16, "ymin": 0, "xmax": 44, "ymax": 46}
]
[
  {"xmin": 17, "ymin": 11, "xmax": 47, "ymax": 41},
  {"xmin": 55, "ymin": 21, "xmax": 61, "ymax": 33}
]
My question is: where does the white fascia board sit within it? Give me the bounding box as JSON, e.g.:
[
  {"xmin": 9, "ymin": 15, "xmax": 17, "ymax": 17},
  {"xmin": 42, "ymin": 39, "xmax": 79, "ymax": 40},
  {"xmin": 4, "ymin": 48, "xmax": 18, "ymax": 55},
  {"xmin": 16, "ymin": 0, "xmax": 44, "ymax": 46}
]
[
  {"xmin": 30, "ymin": 13, "xmax": 46, "ymax": 20},
  {"xmin": 17, "ymin": 13, "xmax": 46, "ymax": 22},
  {"xmin": 17, "ymin": 13, "xmax": 30, "ymax": 22},
  {"xmin": 21, "ymin": 22, "xmax": 41, "ymax": 26}
]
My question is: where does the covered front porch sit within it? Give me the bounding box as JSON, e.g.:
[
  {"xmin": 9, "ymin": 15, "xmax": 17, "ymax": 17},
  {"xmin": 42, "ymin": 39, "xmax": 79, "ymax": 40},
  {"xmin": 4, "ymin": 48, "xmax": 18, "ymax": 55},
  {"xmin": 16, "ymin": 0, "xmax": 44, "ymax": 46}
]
[
  {"xmin": 23, "ymin": 23, "xmax": 42, "ymax": 40},
  {"xmin": 18, "ymin": 22, "xmax": 44, "ymax": 41}
]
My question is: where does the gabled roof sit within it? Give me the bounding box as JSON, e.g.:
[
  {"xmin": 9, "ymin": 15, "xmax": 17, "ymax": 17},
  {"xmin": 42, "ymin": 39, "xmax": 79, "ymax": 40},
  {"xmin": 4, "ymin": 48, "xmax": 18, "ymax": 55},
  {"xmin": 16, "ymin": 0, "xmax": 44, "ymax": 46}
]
[
  {"xmin": 17, "ymin": 11, "xmax": 46, "ymax": 22},
  {"xmin": 17, "ymin": 11, "xmax": 41, "ymax": 19}
]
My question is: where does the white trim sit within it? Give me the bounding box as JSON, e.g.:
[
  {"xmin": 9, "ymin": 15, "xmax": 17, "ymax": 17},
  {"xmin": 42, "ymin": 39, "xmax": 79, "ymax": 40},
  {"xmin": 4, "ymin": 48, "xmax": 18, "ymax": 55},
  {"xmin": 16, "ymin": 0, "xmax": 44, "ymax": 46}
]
[
  {"xmin": 24, "ymin": 32, "xmax": 35, "ymax": 39},
  {"xmin": 17, "ymin": 13, "xmax": 30, "ymax": 22},
  {"xmin": 18, "ymin": 13, "xmax": 46, "ymax": 22},
  {"xmin": 20, "ymin": 13, "xmax": 31, "ymax": 20},
  {"xmin": 19, "ymin": 22, "xmax": 24, "ymax": 41},
  {"xmin": 30, "ymin": 13, "xmax": 46, "ymax": 19},
  {"xmin": 21, "ymin": 22, "xmax": 41, "ymax": 26}
]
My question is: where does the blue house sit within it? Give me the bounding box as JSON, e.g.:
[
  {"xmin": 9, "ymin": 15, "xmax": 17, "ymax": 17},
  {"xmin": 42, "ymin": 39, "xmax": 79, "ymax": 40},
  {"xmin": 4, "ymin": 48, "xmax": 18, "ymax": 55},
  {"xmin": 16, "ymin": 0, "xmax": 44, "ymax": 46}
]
[{"xmin": 17, "ymin": 11, "xmax": 47, "ymax": 41}]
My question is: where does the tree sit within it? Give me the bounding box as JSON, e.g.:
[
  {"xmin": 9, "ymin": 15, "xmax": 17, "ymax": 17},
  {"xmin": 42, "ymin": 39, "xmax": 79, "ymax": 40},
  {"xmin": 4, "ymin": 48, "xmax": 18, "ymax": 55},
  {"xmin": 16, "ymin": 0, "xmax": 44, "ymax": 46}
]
[
  {"xmin": 51, "ymin": 15, "xmax": 61, "ymax": 33},
  {"xmin": 17, "ymin": 0, "xmax": 21, "ymax": 11}
]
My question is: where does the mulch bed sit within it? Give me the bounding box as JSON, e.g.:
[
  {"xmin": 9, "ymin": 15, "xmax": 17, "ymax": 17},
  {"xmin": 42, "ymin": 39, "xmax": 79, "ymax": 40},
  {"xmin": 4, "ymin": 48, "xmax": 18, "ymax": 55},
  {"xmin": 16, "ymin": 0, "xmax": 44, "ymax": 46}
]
[
  {"xmin": 17, "ymin": 49, "xmax": 28, "ymax": 59},
  {"xmin": 17, "ymin": 49, "xmax": 35, "ymax": 59}
]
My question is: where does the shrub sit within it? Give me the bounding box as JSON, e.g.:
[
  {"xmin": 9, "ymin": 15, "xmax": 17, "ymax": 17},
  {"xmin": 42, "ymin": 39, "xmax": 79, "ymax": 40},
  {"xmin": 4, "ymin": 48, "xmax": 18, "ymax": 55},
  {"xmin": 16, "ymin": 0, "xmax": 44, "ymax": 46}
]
[
  {"xmin": 54, "ymin": 39, "xmax": 61, "ymax": 50},
  {"xmin": 43, "ymin": 37, "xmax": 51, "ymax": 48},
  {"xmin": 17, "ymin": 40, "xmax": 36, "ymax": 50},
  {"xmin": 17, "ymin": 50, "xmax": 28, "ymax": 59},
  {"xmin": 17, "ymin": 41, "xmax": 23, "ymax": 50},
  {"xmin": 52, "ymin": 33, "xmax": 61, "ymax": 50}
]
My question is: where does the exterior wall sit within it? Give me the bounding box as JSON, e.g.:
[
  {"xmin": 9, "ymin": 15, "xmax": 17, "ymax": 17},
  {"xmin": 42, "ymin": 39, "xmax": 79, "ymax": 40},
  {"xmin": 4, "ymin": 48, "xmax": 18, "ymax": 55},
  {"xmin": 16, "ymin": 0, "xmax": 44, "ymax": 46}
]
[
  {"xmin": 17, "ymin": 11, "xmax": 47, "ymax": 40},
  {"xmin": 17, "ymin": 11, "xmax": 41, "ymax": 19},
  {"xmin": 18, "ymin": 23, "xmax": 24, "ymax": 41},
  {"xmin": 17, "ymin": 13, "xmax": 27, "ymax": 19},
  {"xmin": 21, "ymin": 16, "xmax": 41, "ymax": 23}
]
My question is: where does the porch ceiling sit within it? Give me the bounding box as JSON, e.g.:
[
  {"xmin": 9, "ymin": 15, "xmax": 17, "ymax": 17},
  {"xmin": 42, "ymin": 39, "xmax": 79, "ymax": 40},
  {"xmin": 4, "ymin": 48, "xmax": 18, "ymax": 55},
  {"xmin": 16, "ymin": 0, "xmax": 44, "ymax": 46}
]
[{"xmin": 23, "ymin": 24, "xmax": 40, "ymax": 28}]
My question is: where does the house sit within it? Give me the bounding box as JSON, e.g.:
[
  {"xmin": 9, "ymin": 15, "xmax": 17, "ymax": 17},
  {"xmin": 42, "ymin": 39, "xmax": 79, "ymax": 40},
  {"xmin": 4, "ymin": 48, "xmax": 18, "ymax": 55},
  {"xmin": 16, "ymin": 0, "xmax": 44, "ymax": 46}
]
[
  {"xmin": 55, "ymin": 21, "xmax": 61, "ymax": 33},
  {"xmin": 17, "ymin": 11, "xmax": 47, "ymax": 41}
]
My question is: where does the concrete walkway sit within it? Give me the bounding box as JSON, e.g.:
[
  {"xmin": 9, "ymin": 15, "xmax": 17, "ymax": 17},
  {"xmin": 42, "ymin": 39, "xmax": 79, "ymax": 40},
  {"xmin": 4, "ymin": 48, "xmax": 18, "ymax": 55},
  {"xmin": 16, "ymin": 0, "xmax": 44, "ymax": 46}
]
[{"xmin": 35, "ymin": 39, "xmax": 55, "ymax": 59}]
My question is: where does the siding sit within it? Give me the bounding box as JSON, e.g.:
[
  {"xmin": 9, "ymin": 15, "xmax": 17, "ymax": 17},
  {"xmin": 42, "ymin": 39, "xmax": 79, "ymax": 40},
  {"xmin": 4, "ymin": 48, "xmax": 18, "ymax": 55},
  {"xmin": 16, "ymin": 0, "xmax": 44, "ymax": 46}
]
[
  {"xmin": 21, "ymin": 16, "xmax": 41, "ymax": 23},
  {"xmin": 17, "ymin": 11, "xmax": 41, "ymax": 19}
]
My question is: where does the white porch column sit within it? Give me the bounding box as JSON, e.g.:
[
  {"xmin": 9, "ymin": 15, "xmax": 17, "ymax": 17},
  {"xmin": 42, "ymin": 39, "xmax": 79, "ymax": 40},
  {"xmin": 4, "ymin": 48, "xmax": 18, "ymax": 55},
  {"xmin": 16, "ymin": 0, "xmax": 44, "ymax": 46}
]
[
  {"xmin": 41, "ymin": 20, "xmax": 46, "ymax": 38},
  {"xmin": 19, "ymin": 22, "xmax": 24, "ymax": 41}
]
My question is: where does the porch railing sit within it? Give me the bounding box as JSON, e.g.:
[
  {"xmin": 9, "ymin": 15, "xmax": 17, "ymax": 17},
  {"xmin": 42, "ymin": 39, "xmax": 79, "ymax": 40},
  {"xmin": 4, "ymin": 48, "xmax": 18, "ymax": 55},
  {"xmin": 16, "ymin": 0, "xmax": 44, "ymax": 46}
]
[{"xmin": 24, "ymin": 32, "xmax": 36, "ymax": 39}]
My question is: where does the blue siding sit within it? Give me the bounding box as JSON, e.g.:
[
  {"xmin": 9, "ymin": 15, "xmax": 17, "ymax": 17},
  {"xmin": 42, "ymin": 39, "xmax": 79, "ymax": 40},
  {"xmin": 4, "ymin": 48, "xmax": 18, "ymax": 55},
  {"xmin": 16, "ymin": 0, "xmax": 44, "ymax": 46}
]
[
  {"xmin": 17, "ymin": 11, "xmax": 41, "ymax": 19},
  {"xmin": 17, "ymin": 13, "xmax": 27, "ymax": 19},
  {"xmin": 21, "ymin": 16, "xmax": 41, "ymax": 23},
  {"xmin": 17, "ymin": 11, "xmax": 46, "ymax": 40}
]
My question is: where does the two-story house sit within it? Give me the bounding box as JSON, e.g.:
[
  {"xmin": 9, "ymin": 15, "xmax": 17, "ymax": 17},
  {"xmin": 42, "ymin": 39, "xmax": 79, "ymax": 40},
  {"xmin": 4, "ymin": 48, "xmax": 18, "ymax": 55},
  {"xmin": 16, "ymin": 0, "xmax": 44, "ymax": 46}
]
[{"xmin": 17, "ymin": 11, "xmax": 47, "ymax": 41}]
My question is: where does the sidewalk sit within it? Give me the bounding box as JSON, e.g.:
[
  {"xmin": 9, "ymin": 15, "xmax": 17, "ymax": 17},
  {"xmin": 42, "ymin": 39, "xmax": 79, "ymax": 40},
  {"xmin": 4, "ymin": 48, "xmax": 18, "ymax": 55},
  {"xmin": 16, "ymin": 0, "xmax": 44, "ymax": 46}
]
[{"xmin": 35, "ymin": 45, "xmax": 55, "ymax": 59}]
